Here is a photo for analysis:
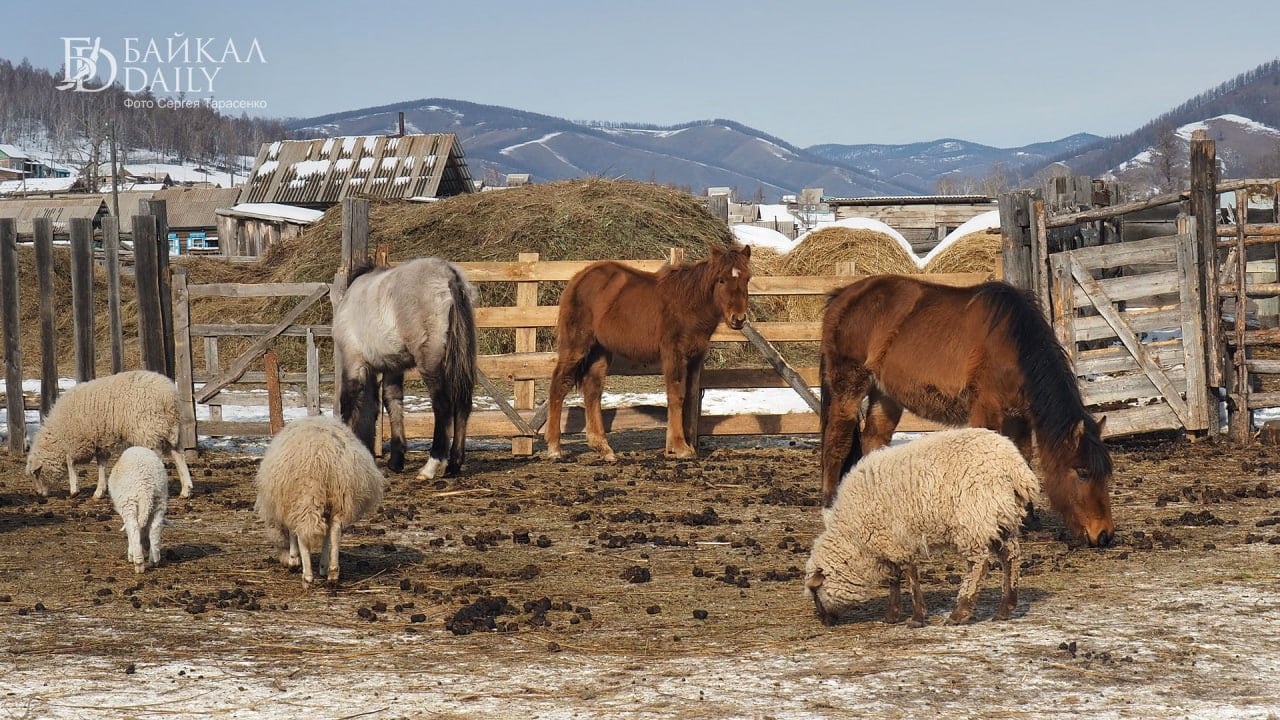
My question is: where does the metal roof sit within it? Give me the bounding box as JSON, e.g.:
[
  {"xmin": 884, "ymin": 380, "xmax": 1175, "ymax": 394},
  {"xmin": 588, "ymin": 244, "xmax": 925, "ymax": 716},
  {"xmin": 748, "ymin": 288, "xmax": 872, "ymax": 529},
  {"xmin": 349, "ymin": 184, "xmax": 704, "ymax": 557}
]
[
  {"xmin": 153, "ymin": 186, "xmax": 242, "ymax": 229},
  {"xmin": 0, "ymin": 196, "xmax": 105, "ymax": 235},
  {"xmin": 823, "ymin": 195, "xmax": 995, "ymax": 206},
  {"xmin": 236, "ymin": 134, "xmax": 474, "ymax": 206}
]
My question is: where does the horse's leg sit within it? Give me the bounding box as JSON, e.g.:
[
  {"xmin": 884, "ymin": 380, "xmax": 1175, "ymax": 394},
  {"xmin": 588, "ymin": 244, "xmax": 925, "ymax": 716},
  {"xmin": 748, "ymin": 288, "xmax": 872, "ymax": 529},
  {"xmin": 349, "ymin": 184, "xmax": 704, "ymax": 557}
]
[
  {"xmin": 448, "ymin": 399, "xmax": 471, "ymax": 477},
  {"xmin": 1002, "ymin": 415, "xmax": 1040, "ymax": 529},
  {"xmin": 419, "ymin": 372, "xmax": 450, "ymax": 480},
  {"xmin": 546, "ymin": 344, "xmax": 589, "ymax": 460},
  {"xmin": 995, "ymin": 537, "xmax": 1020, "ymax": 620},
  {"xmin": 662, "ymin": 351, "xmax": 695, "ymax": 459},
  {"xmin": 861, "ymin": 387, "xmax": 902, "ymax": 455},
  {"xmin": 904, "ymin": 561, "xmax": 927, "ymax": 628},
  {"xmin": 341, "ymin": 365, "xmax": 379, "ymax": 454},
  {"xmin": 947, "ymin": 548, "xmax": 991, "ymax": 625},
  {"xmin": 820, "ymin": 364, "xmax": 872, "ymax": 508},
  {"xmin": 883, "ymin": 561, "xmax": 903, "ymax": 624},
  {"xmin": 681, "ymin": 354, "xmax": 705, "ymax": 453},
  {"xmin": 381, "ymin": 369, "xmax": 407, "ymax": 473},
  {"xmin": 581, "ymin": 349, "xmax": 615, "ymax": 462}
]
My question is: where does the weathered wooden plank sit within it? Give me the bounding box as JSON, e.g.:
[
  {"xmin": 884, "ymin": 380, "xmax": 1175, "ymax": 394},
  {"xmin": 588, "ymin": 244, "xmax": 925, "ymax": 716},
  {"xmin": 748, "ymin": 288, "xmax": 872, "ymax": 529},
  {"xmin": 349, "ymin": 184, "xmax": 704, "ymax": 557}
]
[
  {"xmin": 134, "ymin": 214, "xmax": 165, "ymax": 375},
  {"xmin": 1055, "ymin": 234, "xmax": 1180, "ymax": 268},
  {"xmin": 192, "ymin": 370, "xmax": 335, "ymax": 384},
  {"xmin": 1177, "ymin": 225, "xmax": 1210, "ymax": 430},
  {"xmin": 1081, "ymin": 366, "xmax": 1188, "ymax": 407},
  {"xmin": 190, "ymin": 323, "xmax": 332, "ymax": 337},
  {"xmin": 171, "ymin": 268, "xmax": 199, "ymax": 453},
  {"xmin": 0, "ymin": 218, "xmax": 24, "ymax": 454},
  {"xmin": 69, "ymin": 218, "xmax": 95, "ymax": 382},
  {"xmin": 1096, "ymin": 403, "xmax": 1182, "ymax": 438},
  {"xmin": 1074, "ymin": 340, "xmax": 1186, "ymax": 376},
  {"xmin": 1065, "ymin": 270, "xmax": 1182, "ymax": 307},
  {"xmin": 102, "ymin": 217, "xmax": 124, "ymax": 374},
  {"xmin": 32, "ymin": 218, "xmax": 57, "ymax": 416},
  {"xmin": 188, "ymin": 282, "xmax": 331, "ymax": 298},
  {"xmin": 1071, "ymin": 306, "xmax": 1183, "ymax": 342},
  {"xmin": 1067, "ymin": 255, "xmax": 1192, "ymax": 427},
  {"xmin": 738, "ymin": 321, "xmax": 820, "ymax": 413},
  {"xmin": 306, "ymin": 328, "xmax": 321, "ymax": 415}
]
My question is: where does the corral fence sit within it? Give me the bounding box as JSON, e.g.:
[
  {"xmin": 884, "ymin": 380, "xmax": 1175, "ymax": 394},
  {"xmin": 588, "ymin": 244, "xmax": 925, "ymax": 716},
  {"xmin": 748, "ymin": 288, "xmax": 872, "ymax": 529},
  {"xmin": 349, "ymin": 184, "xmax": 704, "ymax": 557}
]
[
  {"xmin": 999, "ymin": 130, "xmax": 1280, "ymax": 443},
  {"xmin": 172, "ymin": 199, "xmax": 992, "ymax": 456}
]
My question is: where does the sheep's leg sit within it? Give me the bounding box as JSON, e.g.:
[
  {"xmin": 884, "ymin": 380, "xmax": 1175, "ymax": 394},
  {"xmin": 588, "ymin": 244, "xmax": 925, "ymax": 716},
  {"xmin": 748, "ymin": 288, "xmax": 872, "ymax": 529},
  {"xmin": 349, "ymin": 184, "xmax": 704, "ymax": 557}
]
[
  {"xmin": 904, "ymin": 562, "xmax": 927, "ymax": 628},
  {"xmin": 92, "ymin": 458, "xmax": 109, "ymax": 500},
  {"xmin": 169, "ymin": 448, "xmax": 193, "ymax": 498},
  {"xmin": 147, "ymin": 511, "xmax": 165, "ymax": 567},
  {"xmin": 324, "ymin": 522, "xmax": 342, "ymax": 586},
  {"xmin": 296, "ymin": 533, "xmax": 315, "ymax": 584},
  {"xmin": 947, "ymin": 549, "xmax": 991, "ymax": 625},
  {"xmin": 282, "ymin": 530, "xmax": 301, "ymax": 569},
  {"xmin": 883, "ymin": 562, "xmax": 903, "ymax": 624},
  {"xmin": 124, "ymin": 517, "xmax": 146, "ymax": 574},
  {"xmin": 995, "ymin": 538, "xmax": 1021, "ymax": 620},
  {"xmin": 66, "ymin": 454, "xmax": 81, "ymax": 497}
]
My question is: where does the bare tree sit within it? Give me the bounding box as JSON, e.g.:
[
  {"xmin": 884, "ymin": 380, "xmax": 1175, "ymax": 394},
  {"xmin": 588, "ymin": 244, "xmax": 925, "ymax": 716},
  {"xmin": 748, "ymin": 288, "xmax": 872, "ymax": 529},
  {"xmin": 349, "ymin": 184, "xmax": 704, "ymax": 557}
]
[{"xmin": 1147, "ymin": 123, "xmax": 1187, "ymax": 193}]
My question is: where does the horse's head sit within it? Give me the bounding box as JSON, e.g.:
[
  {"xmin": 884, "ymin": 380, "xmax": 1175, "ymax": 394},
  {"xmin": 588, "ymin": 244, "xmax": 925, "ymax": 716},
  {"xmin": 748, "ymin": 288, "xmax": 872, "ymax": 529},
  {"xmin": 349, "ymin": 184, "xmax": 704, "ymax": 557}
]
[
  {"xmin": 710, "ymin": 243, "xmax": 752, "ymax": 330},
  {"xmin": 1051, "ymin": 416, "xmax": 1115, "ymax": 547}
]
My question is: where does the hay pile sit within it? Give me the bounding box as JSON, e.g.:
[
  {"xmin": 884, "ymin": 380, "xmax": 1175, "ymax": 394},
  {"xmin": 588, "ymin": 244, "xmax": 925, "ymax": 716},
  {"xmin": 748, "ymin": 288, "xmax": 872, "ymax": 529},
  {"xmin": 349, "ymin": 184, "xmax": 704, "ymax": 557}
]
[
  {"xmin": 922, "ymin": 228, "xmax": 1002, "ymax": 274},
  {"xmin": 783, "ymin": 227, "xmax": 920, "ymax": 277}
]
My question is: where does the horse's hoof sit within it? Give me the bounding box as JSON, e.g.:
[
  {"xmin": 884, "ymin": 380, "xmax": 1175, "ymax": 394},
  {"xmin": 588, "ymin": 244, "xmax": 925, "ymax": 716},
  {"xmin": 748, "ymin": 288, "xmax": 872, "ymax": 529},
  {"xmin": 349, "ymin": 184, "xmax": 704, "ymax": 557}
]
[
  {"xmin": 178, "ymin": 489, "xmax": 191, "ymax": 499},
  {"xmin": 416, "ymin": 457, "xmax": 444, "ymax": 480},
  {"xmin": 666, "ymin": 448, "xmax": 696, "ymax": 460},
  {"xmin": 600, "ymin": 452, "xmax": 617, "ymax": 463},
  {"xmin": 543, "ymin": 448, "xmax": 563, "ymax": 461},
  {"xmin": 944, "ymin": 613, "xmax": 974, "ymax": 626},
  {"xmin": 387, "ymin": 453, "xmax": 406, "ymax": 474},
  {"xmin": 908, "ymin": 618, "xmax": 927, "ymax": 629},
  {"xmin": 445, "ymin": 462, "xmax": 461, "ymax": 477}
]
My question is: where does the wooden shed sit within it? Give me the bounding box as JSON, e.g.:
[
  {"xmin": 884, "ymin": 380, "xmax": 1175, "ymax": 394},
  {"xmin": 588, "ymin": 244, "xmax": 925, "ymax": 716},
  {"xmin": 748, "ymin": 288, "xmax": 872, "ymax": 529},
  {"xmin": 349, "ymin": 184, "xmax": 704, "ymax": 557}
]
[
  {"xmin": 215, "ymin": 202, "xmax": 325, "ymax": 258},
  {"xmin": 0, "ymin": 196, "xmax": 106, "ymax": 236},
  {"xmin": 824, "ymin": 194, "xmax": 997, "ymax": 253},
  {"xmin": 153, "ymin": 186, "xmax": 242, "ymax": 251}
]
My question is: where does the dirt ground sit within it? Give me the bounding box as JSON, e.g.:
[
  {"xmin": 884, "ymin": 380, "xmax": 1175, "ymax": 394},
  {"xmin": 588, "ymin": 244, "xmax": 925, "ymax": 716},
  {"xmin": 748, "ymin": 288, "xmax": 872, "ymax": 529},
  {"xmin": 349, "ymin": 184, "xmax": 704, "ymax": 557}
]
[{"xmin": 2, "ymin": 430, "xmax": 1280, "ymax": 719}]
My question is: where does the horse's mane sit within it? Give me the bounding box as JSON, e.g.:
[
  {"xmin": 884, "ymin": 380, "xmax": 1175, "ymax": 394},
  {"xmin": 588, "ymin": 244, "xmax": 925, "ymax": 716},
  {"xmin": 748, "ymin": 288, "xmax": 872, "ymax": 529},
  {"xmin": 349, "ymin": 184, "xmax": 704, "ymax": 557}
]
[
  {"xmin": 654, "ymin": 244, "xmax": 746, "ymax": 299},
  {"xmin": 974, "ymin": 282, "xmax": 1112, "ymax": 481},
  {"xmin": 346, "ymin": 260, "xmax": 386, "ymax": 286}
]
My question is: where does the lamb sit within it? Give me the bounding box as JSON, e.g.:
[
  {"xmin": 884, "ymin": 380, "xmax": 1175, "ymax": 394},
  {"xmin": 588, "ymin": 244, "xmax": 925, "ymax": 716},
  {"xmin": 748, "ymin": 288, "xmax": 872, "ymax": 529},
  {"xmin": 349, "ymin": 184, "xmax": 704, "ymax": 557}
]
[
  {"xmin": 25, "ymin": 370, "xmax": 193, "ymax": 499},
  {"xmin": 108, "ymin": 446, "xmax": 169, "ymax": 574},
  {"xmin": 254, "ymin": 415, "xmax": 385, "ymax": 585},
  {"xmin": 804, "ymin": 427, "xmax": 1041, "ymax": 627}
]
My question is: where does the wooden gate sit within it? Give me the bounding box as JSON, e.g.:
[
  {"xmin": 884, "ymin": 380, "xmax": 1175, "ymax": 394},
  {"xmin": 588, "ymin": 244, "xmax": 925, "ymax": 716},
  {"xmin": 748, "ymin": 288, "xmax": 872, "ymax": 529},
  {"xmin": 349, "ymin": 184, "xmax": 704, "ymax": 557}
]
[{"xmin": 1048, "ymin": 230, "xmax": 1211, "ymax": 437}]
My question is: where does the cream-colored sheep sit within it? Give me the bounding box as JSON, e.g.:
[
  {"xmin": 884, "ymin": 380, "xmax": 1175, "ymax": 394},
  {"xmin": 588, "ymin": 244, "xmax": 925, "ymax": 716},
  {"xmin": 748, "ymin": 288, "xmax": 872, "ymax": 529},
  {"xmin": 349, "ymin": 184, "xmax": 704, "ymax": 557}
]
[
  {"xmin": 254, "ymin": 415, "xmax": 385, "ymax": 585},
  {"xmin": 108, "ymin": 446, "xmax": 169, "ymax": 574},
  {"xmin": 25, "ymin": 370, "xmax": 193, "ymax": 499},
  {"xmin": 805, "ymin": 428, "xmax": 1040, "ymax": 627}
]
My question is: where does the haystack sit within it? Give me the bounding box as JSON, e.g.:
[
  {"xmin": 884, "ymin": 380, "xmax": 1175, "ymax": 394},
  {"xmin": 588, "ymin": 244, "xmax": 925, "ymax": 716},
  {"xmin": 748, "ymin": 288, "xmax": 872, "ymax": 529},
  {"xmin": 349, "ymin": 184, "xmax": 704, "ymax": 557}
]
[
  {"xmin": 770, "ymin": 226, "xmax": 921, "ymax": 322},
  {"xmin": 922, "ymin": 228, "xmax": 1003, "ymax": 274}
]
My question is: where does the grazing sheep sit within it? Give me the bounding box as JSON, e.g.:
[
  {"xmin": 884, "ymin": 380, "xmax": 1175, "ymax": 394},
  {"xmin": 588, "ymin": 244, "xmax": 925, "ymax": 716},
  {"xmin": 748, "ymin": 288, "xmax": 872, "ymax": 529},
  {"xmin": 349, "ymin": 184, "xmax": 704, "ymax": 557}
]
[
  {"xmin": 108, "ymin": 446, "xmax": 169, "ymax": 574},
  {"xmin": 255, "ymin": 415, "xmax": 385, "ymax": 585},
  {"xmin": 25, "ymin": 370, "xmax": 193, "ymax": 499},
  {"xmin": 805, "ymin": 428, "xmax": 1040, "ymax": 627}
]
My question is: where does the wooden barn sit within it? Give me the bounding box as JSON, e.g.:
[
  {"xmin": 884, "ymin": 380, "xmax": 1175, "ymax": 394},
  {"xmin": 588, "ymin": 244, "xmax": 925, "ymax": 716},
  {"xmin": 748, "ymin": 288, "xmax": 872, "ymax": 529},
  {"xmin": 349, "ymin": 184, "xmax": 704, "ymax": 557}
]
[
  {"xmin": 0, "ymin": 196, "xmax": 106, "ymax": 236},
  {"xmin": 823, "ymin": 194, "xmax": 997, "ymax": 253},
  {"xmin": 215, "ymin": 202, "xmax": 325, "ymax": 258},
  {"xmin": 236, "ymin": 133, "xmax": 476, "ymax": 209}
]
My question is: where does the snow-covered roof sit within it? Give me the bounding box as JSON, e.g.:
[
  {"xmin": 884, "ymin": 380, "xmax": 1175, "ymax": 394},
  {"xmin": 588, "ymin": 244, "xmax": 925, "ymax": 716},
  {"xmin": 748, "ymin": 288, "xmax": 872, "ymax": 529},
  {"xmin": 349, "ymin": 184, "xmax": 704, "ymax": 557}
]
[
  {"xmin": 731, "ymin": 225, "xmax": 796, "ymax": 254},
  {"xmin": 0, "ymin": 177, "xmax": 79, "ymax": 196},
  {"xmin": 0, "ymin": 144, "xmax": 30, "ymax": 160},
  {"xmin": 756, "ymin": 204, "xmax": 795, "ymax": 223},
  {"xmin": 216, "ymin": 203, "xmax": 325, "ymax": 224}
]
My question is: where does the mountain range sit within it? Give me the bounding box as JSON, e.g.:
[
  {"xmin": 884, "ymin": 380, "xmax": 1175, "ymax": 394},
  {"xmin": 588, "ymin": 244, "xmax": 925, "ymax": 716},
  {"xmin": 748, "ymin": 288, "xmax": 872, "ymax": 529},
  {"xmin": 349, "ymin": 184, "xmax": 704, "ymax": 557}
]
[{"xmin": 286, "ymin": 100, "xmax": 1099, "ymax": 199}]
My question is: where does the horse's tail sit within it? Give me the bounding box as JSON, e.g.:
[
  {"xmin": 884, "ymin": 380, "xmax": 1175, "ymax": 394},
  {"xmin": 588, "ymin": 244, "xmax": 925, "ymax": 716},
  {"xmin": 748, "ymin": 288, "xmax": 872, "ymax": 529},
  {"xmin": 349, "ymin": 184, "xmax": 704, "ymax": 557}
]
[
  {"xmin": 976, "ymin": 282, "xmax": 1111, "ymax": 480},
  {"xmin": 442, "ymin": 264, "xmax": 478, "ymax": 421}
]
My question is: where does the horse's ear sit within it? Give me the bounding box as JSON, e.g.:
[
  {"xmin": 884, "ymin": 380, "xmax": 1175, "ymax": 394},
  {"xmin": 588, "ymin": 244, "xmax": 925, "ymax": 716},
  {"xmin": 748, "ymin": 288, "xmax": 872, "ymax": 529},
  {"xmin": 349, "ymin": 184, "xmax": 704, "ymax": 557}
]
[
  {"xmin": 741, "ymin": 244, "xmax": 752, "ymax": 259},
  {"xmin": 710, "ymin": 243, "xmax": 726, "ymax": 258},
  {"xmin": 1096, "ymin": 415, "xmax": 1107, "ymax": 435}
]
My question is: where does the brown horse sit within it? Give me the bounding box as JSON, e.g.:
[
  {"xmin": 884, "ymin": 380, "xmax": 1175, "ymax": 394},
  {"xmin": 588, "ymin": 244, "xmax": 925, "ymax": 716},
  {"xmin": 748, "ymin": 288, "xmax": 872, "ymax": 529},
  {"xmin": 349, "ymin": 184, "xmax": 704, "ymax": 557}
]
[
  {"xmin": 545, "ymin": 243, "xmax": 752, "ymax": 461},
  {"xmin": 819, "ymin": 275, "xmax": 1114, "ymax": 547}
]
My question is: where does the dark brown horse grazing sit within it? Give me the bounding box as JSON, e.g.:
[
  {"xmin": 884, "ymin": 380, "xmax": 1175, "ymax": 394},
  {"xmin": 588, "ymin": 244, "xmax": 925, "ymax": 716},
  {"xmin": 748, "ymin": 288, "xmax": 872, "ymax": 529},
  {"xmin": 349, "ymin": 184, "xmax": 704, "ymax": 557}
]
[
  {"xmin": 545, "ymin": 243, "xmax": 752, "ymax": 461},
  {"xmin": 819, "ymin": 275, "xmax": 1114, "ymax": 547}
]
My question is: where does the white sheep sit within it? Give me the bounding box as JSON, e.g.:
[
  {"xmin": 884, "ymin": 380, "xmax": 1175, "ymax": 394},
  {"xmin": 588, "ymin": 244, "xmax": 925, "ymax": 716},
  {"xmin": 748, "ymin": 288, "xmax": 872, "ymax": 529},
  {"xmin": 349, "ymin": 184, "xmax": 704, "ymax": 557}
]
[
  {"xmin": 805, "ymin": 427, "xmax": 1041, "ymax": 627},
  {"xmin": 108, "ymin": 446, "xmax": 169, "ymax": 574},
  {"xmin": 254, "ymin": 415, "xmax": 385, "ymax": 585},
  {"xmin": 25, "ymin": 370, "xmax": 193, "ymax": 499}
]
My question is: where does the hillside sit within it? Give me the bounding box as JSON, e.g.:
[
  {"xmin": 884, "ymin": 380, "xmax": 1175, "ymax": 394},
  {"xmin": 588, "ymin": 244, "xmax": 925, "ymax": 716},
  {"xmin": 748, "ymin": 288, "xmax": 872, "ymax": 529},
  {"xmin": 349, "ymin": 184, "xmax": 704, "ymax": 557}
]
[{"xmin": 286, "ymin": 99, "xmax": 923, "ymax": 199}]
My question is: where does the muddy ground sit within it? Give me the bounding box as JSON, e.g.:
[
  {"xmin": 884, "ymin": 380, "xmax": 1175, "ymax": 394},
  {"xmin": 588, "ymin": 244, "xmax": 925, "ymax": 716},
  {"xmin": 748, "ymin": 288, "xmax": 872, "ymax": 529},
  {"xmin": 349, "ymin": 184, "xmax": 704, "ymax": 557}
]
[{"xmin": 1, "ymin": 430, "xmax": 1279, "ymax": 719}]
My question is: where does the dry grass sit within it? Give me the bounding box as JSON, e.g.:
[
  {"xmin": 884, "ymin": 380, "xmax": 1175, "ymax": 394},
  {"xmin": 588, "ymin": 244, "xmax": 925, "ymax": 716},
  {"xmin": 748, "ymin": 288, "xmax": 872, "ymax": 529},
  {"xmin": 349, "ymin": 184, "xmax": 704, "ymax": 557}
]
[{"xmin": 923, "ymin": 228, "xmax": 1003, "ymax": 274}]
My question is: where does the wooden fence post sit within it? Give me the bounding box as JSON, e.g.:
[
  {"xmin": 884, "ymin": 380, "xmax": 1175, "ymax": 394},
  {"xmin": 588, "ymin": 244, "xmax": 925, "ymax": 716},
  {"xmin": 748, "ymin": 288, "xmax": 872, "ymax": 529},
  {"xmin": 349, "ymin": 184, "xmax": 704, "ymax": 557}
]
[
  {"xmin": 306, "ymin": 328, "xmax": 321, "ymax": 415},
  {"xmin": 171, "ymin": 266, "xmax": 198, "ymax": 456},
  {"xmin": 1189, "ymin": 131, "xmax": 1222, "ymax": 437},
  {"xmin": 512, "ymin": 252, "xmax": 539, "ymax": 456},
  {"xmin": 341, "ymin": 198, "xmax": 370, "ymax": 272},
  {"xmin": 998, "ymin": 190, "xmax": 1036, "ymax": 292},
  {"xmin": 102, "ymin": 216, "xmax": 124, "ymax": 374},
  {"xmin": 0, "ymin": 218, "xmax": 24, "ymax": 454},
  {"xmin": 133, "ymin": 214, "xmax": 166, "ymax": 374},
  {"xmin": 69, "ymin": 218, "xmax": 95, "ymax": 382},
  {"xmin": 264, "ymin": 348, "xmax": 284, "ymax": 435},
  {"xmin": 32, "ymin": 218, "xmax": 57, "ymax": 416},
  {"xmin": 140, "ymin": 199, "xmax": 175, "ymax": 378}
]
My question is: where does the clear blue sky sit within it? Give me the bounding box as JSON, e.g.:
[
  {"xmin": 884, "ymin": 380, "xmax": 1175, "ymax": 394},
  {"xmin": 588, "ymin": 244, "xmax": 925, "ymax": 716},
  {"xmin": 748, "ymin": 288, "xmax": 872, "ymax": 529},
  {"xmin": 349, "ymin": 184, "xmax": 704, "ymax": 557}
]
[{"xmin": 9, "ymin": 0, "xmax": 1280, "ymax": 148}]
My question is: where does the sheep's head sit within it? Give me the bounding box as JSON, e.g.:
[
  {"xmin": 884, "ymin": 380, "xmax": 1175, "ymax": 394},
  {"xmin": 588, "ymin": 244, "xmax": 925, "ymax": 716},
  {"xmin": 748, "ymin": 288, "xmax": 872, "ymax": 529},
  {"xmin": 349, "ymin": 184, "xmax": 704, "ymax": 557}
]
[
  {"xmin": 804, "ymin": 534, "xmax": 880, "ymax": 626},
  {"xmin": 24, "ymin": 433, "xmax": 52, "ymax": 497}
]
